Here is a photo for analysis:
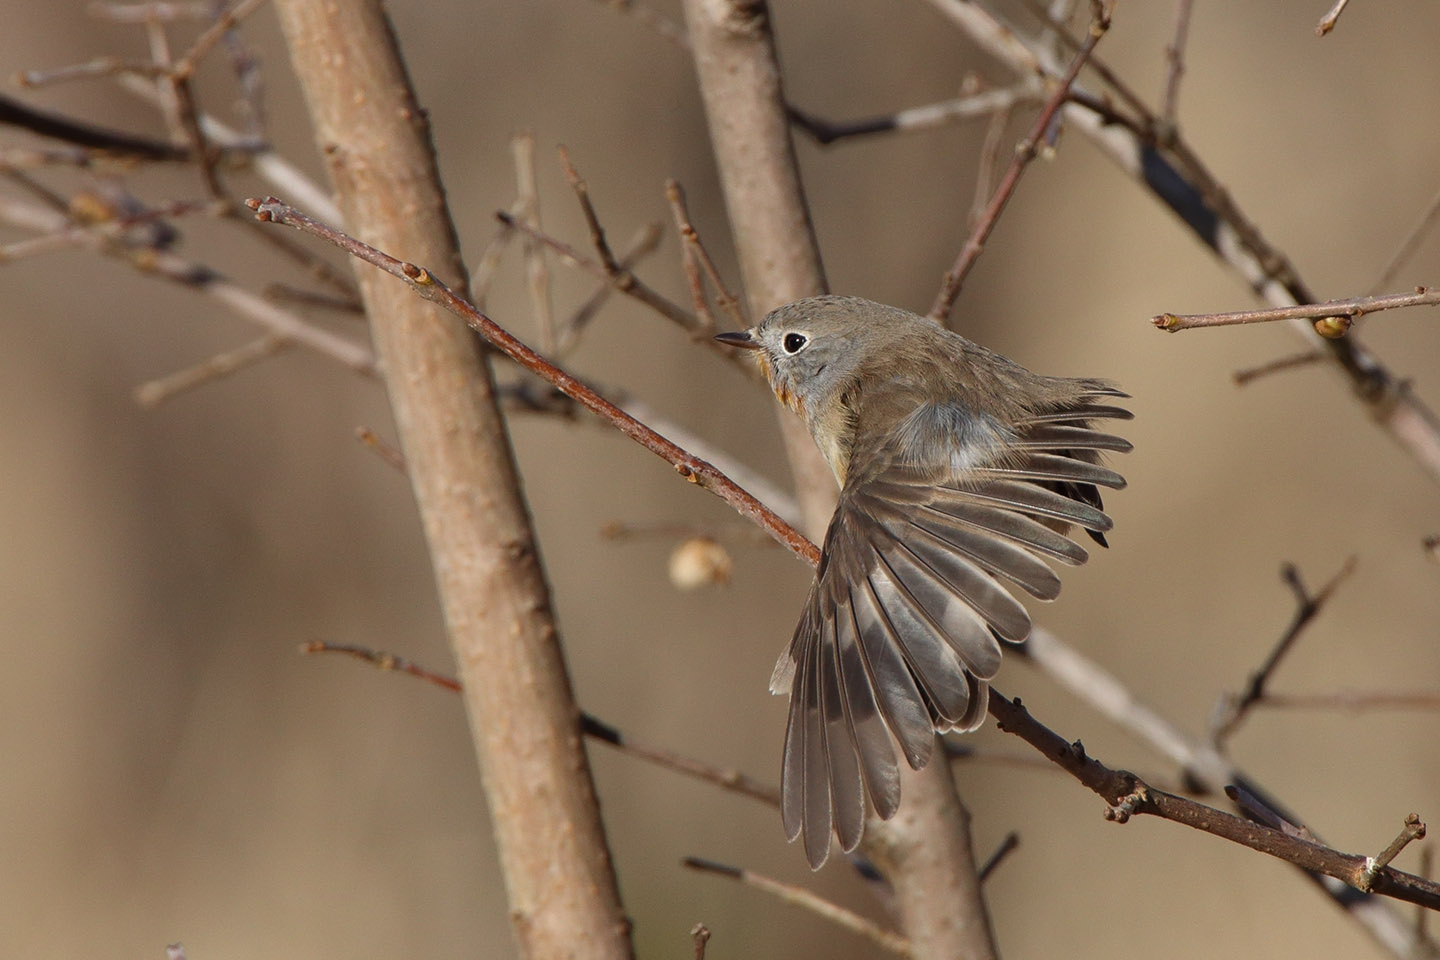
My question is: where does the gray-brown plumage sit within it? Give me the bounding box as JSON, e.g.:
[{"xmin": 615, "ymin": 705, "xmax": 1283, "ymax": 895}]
[{"xmin": 716, "ymin": 296, "xmax": 1131, "ymax": 869}]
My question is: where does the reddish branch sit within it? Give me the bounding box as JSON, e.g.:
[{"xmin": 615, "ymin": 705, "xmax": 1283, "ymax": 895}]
[{"xmin": 248, "ymin": 197, "xmax": 818, "ymax": 568}]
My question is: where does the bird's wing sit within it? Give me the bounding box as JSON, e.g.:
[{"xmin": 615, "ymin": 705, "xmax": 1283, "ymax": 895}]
[{"xmin": 775, "ymin": 390, "xmax": 1131, "ymax": 868}]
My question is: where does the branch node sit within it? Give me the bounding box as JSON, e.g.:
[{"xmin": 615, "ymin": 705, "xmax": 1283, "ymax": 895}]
[
  {"xmin": 1105, "ymin": 782, "xmax": 1150, "ymax": 824},
  {"xmin": 1356, "ymin": 814, "xmax": 1428, "ymax": 891}
]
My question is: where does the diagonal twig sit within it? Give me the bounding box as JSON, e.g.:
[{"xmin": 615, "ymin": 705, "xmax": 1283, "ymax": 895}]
[{"xmin": 928, "ymin": 2, "xmax": 1111, "ymax": 322}]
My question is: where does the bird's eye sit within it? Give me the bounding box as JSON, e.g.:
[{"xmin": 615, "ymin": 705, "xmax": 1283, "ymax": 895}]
[{"xmin": 782, "ymin": 332, "xmax": 808, "ymax": 354}]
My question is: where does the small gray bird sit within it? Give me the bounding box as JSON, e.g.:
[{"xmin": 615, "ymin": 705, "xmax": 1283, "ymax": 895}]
[{"xmin": 715, "ymin": 295, "xmax": 1131, "ymax": 868}]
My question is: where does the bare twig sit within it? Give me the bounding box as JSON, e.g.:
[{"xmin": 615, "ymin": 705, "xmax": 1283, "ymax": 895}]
[
  {"xmin": 1358, "ymin": 816, "xmax": 1428, "ymax": 892},
  {"xmin": 250, "ymin": 197, "xmax": 817, "ymax": 565},
  {"xmin": 558, "ymin": 145, "xmax": 619, "ymax": 274},
  {"xmin": 0, "ymin": 195, "xmax": 378, "ymax": 376},
  {"xmin": 89, "ymin": 2, "xmax": 218, "ymax": 23},
  {"xmin": 969, "ymin": 101, "xmax": 1014, "ymax": 230},
  {"xmin": 690, "ymin": 923, "xmax": 711, "ymax": 960},
  {"xmin": 170, "ymin": 0, "xmax": 268, "ymax": 81},
  {"xmin": 1252, "ymin": 691, "xmax": 1440, "ymax": 713},
  {"xmin": 0, "ymin": 92, "xmax": 187, "ymax": 159},
  {"xmin": 1210, "ymin": 557, "xmax": 1358, "ymax": 744},
  {"xmin": 581, "ymin": 714, "xmax": 779, "ymax": 807},
  {"xmin": 1154, "ymin": 288, "xmax": 1440, "ymax": 332},
  {"xmin": 303, "ymin": 640, "xmax": 779, "ymax": 806},
  {"xmin": 988, "ymin": 692, "xmax": 1440, "ymax": 909},
  {"xmin": 16, "ymin": 57, "xmax": 168, "ymax": 86},
  {"xmin": 1020, "ymin": 627, "xmax": 1440, "ymax": 957},
  {"xmin": 976, "ymin": 832, "xmax": 1020, "ymax": 883},
  {"xmin": 512, "ymin": 133, "xmax": 555, "ymax": 353},
  {"xmin": 1160, "ymin": 0, "xmax": 1194, "ymax": 126},
  {"xmin": 1232, "ymin": 350, "xmax": 1324, "ymax": 386},
  {"xmin": 263, "ymin": 283, "xmax": 364, "ymax": 314},
  {"xmin": 682, "ymin": 857, "xmax": 912, "ymax": 955},
  {"xmin": 302, "ymin": 639, "xmax": 460, "ymax": 692},
  {"xmin": 555, "ymin": 220, "xmax": 664, "ymax": 353},
  {"xmin": 1370, "ymin": 185, "xmax": 1440, "ymax": 295},
  {"xmin": 1316, "ymin": 0, "xmax": 1353, "ymax": 36},
  {"xmin": 495, "ymin": 210, "xmax": 705, "ymax": 336},
  {"xmin": 666, "ymin": 178, "xmax": 744, "ymax": 333},
  {"xmin": 790, "ymin": 86, "xmax": 1040, "ymax": 146},
  {"xmin": 928, "ymin": 3, "xmax": 1110, "ymax": 323},
  {"xmin": 135, "ymin": 335, "xmax": 288, "ymax": 407}
]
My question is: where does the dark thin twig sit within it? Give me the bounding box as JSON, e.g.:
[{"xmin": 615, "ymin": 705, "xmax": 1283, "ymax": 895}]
[
  {"xmin": 928, "ymin": 2, "xmax": 1111, "ymax": 322},
  {"xmin": 988, "ymin": 691, "xmax": 1440, "ymax": 910},
  {"xmin": 1370, "ymin": 185, "xmax": 1440, "ymax": 295},
  {"xmin": 790, "ymin": 86, "xmax": 1038, "ymax": 146},
  {"xmin": 682, "ymin": 857, "xmax": 911, "ymax": 955},
  {"xmin": 0, "ymin": 93, "xmax": 186, "ymax": 159},
  {"xmin": 302, "ymin": 640, "xmax": 779, "ymax": 805},
  {"xmin": 1210, "ymin": 557, "xmax": 1358, "ymax": 744},
  {"xmin": 976, "ymin": 832, "xmax": 1020, "ymax": 883},
  {"xmin": 1232, "ymin": 350, "xmax": 1324, "ymax": 386}
]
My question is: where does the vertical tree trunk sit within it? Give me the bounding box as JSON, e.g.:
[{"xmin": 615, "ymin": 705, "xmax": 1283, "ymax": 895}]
[
  {"xmin": 681, "ymin": 2, "xmax": 998, "ymax": 957},
  {"xmin": 270, "ymin": 3, "xmax": 633, "ymax": 958}
]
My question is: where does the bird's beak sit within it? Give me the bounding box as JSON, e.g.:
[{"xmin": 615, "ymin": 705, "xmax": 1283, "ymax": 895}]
[{"xmin": 714, "ymin": 330, "xmax": 761, "ymax": 350}]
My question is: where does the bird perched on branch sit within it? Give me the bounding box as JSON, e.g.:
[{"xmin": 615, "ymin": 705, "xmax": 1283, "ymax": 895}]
[{"xmin": 716, "ymin": 295, "xmax": 1131, "ymax": 868}]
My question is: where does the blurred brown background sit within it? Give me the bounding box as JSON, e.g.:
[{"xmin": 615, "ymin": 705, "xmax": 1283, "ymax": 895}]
[{"xmin": 4, "ymin": 1, "xmax": 1440, "ymax": 958}]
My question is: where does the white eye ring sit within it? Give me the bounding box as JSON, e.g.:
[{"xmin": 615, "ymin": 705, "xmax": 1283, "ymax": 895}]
[{"xmin": 782, "ymin": 332, "xmax": 808, "ymax": 354}]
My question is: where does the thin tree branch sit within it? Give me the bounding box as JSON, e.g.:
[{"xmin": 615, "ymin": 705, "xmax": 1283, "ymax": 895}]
[
  {"xmin": 1160, "ymin": 0, "xmax": 1194, "ymax": 127},
  {"xmin": 1210, "ymin": 557, "xmax": 1358, "ymax": 744},
  {"xmin": 1370, "ymin": 185, "xmax": 1440, "ymax": 294},
  {"xmin": 975, "ymin": 832, "xmax": 1020, "ymax": 883},
  {"xmin": 682, "ymin": 857, "xmax": 912, "ymax": 956},
  {"xmin": 1154, "ymin": 288, "xmax": 1440, "ymax": 331},
  {"xmin": 987, "ymin": 691, "xmax": 1440, "ymax": 910},
  {"xmin": 1019, "ymin": 627, "xmax": 1440, "ymax": 957},
  {"xmin": 927, "ymin": 2, "xmax": 1110, "ymax": 323},
  {"xmin": 250, "ymin": 196, "xmax": 817, "ymax": 565},
  {"xmin": 302, "ymin": 640, "xmax": 780, "ymax": 806},
  {"xmin": 134, "ymin": 334, "xmax": 289, "ymax": 408}
]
